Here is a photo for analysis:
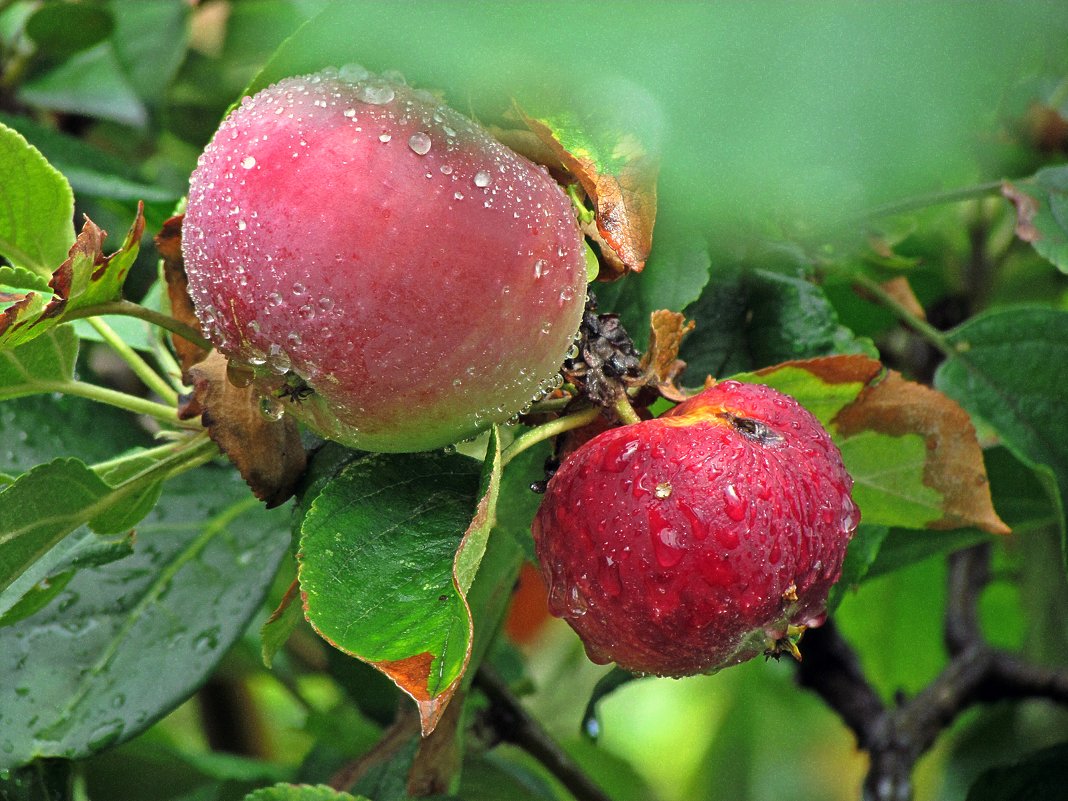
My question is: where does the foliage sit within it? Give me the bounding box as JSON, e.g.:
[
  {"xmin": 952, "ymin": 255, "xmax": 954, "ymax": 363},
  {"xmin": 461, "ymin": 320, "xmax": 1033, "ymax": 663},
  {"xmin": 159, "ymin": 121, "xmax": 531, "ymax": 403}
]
[{"xmin": 1, "ymin": 3, "xmax": 1067, "ymax": 801}]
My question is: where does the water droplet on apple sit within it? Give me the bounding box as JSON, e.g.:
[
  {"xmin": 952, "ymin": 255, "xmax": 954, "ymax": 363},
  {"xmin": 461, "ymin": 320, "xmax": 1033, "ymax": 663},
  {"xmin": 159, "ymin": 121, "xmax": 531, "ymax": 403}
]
[
  {"xmin": 378, "ymin": 133, "xmax": 392, "ymax": 143},
  {"xmin": 566, "ymin": 585, "xmax": 588, "ymax": 616},
  {"xmin": 473, "ymin": 170, "xmax": 491, "ymax": 187},
  {"xmin": 357, "ymin": 84, "xmax": 395, "ymax": 105},
  {"xmin": 408, "ymin": 131, "xmax": 432, "ymax": 155},
  {"xmin": 723, "ymin": 483, "xmax": 746, "ymax": 522},
  {"xmin": 339, "ymin": 62, "xmax": 370, "ymax": 82},
  {"xmin": 240, "ymin": 156, "xmax": 256, "ymax": 169}
]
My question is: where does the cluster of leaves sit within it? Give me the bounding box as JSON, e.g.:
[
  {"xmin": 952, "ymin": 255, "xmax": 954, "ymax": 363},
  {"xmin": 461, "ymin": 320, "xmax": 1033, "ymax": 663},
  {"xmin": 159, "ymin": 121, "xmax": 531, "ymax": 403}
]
[{"xmin": 2, "ymin": 3, "xmax": 1068, "ymax": 801}]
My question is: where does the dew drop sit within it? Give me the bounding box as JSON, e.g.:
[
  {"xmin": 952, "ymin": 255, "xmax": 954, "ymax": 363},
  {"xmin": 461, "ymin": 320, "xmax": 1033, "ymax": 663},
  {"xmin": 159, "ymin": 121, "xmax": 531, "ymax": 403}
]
[
  {"xmin": 473, "ymin": 170, "xmax": 492, "ymax": 187},
  {"xmin": 357, "ymin": 84, "xmax": 395, "ymax": 105},
  {"xmin": 650, "ymin": 509, "xmax": 685, "ymax": 568},
  {"xmin": 318, "ymin": 296, "xmax": 334, "ymax": 311},
  {"xmin": 723, "ymin": 483, "xmax": 747, "ymax": 522},
  {"xmin": 534, "ymin": 259, "xmax": 547, "ymax": 279},
  {"xmin": 240, "ymin": 156, "xmax": 256, "ymax": 169},
  {"xmin": 259, "ymin": 395, "xmax": 285, "ymax": 421},
  {"xmin": 298, "ymin": 304, "xmax": 315, "ymax": 320},
  {"xmin": 600, "ymin": 437, "xmax": 639, "ymax": 473},
  {"xmin": 339, "ymin": 62, "xmax": 370, "ymax": 82},
  {"xmin": 292, "ymin": 282, "xmax": 306, "ymax": 295},
  {"xmin": 379, "ymin": 133, "xmax": 392, "ymax": 143},
  {"xmin": 226, "ymin": 361, "xmax": 254, "ymax": 388},
  {"xmin": 286, "ymin": 332, "xmax": 302, "ymax": 347},
  {"xmin": 267, "ymin": 291, "xmax": 283, "ymax": 307},
  {"xmin": 343, "ymin": 107, "xmax": 356, "ymax": 118},
  {"xmin": 408, "ymin": 131, "xmax": 432, "ymax": 155},
  {"xmin": 440, "ymin": 164, "xmax": 453, "ymax": 175},
  {"xmin": 454, "ymin": 191, "xmax": 464, "ymax": 200},
  {"xmin": 566, "ymin": 585, "xmax": 588, "ymax": 617}
]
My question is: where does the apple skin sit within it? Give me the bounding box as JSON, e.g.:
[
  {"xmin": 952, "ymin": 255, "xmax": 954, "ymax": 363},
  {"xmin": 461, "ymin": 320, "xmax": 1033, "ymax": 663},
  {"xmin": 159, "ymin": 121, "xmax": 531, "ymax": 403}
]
[
  {"xmin": 182, "ymin": 68, "xmax": 588, "ymax": 452},
  {"xmin": 532, "ymin": 380, "xmax": 859, "ymax": 677}
]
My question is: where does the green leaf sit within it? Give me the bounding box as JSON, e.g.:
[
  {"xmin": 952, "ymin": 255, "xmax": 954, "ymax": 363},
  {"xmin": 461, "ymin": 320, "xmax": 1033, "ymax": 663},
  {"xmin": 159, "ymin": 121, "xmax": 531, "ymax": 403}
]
[
  {"xmin": 0, "ymin": 466, "xmax": 290, "ymax": 768},
  {"xmin": 965, "ymin": 742, "xmax": 1068, "ymax": 801},
  {"xmin": 826, "ymin": 524, "xmax": 889, "ymax": 611},
  {"xmin": 298, "ymin": 451, "xmax": 481, "ymax": 735},
  {"xmin": 454, "ymin": 427, "xmax": 502, "ymax": 595},
  {"xmin": 934, "ymin": 307, "xmax": 1068, "ymax": 571},
  {"xmin": 0, "ymin": 121, "xmax": 75, "ymax": 277},
  {"xmin": 1003, "ymin": 166, "xmax": 1068, "ymax": 273},
  {"xmin": 244, "ymin": 784, "xmax": 368, "ymax": 801},
  {"xmin": 0, "ymin": 113, "xmax": 178, "ymax": 204},
  {"xmin": 108, "ymin": 0, "xmax": 191, "ymax": 104},
  {"xmin": 0, "ymin": 380, "xmax": 153, "ymax": 481},
  {"xmin": 682, "ymin": 266, "xmax": 875, "ymax": 379},
  {"xmin": 837, "ymin": 431, "xmax": 942, "ymax": 528},
  {"xmin": 0, "ymin": 207, "xmax": 144, "ymax": 351},
  {"xmin": 24, "ymin": 2, "xmax": 114, "ymax": 58},
  {"xmin": 18, "ymin": 42, "xmax": 147, "ymax": 128}
]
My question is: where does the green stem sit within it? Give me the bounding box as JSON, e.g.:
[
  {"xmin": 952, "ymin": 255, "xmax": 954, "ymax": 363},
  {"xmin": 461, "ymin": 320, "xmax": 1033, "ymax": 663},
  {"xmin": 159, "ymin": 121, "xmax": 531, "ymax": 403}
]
[
  {"xmin": 86, "ymin": 317, "xmax": 180, "ymax": 405},
  {"xmin": 852, "ymin": 273, "xmax": 956, "ymax": 358},
  {"xmin": 90, "ymin": 438, "xmax": 194, "ymax": 475},
  {"xmin": 613, "ymin": 396, "xmax": 642, "ymax": 426},
  {"xmin": 111, "ymin": 431, "xmax": 217, "ymax": 486},
  {"xmin": 526, "ymin": 395, "xmax": 575, "ymax": 414},
  {"xmin": 501, "ymin": 406, "xmax": 601, "ymax": 468},
  {"xmin": 852, "ymin": 180, "xmax": 1004, "ymax": 223},
  {"xmin": 40, "ymin": 380, "xmax": 189, "ymax": 426},
  {"xmin": 65, "ymin": 300, "xmax": 214, "ymax": 352}
]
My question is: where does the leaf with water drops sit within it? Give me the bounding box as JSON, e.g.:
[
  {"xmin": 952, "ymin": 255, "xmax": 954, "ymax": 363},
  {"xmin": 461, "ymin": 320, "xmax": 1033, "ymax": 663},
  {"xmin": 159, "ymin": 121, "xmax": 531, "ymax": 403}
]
[
  {"xmin": 297, "ymin": 451, "xmax": 481, "ymax": 736},
  {"xmin": 0, "ymin": 465, "xmax": 290, "ymax": 769},
  {"xmin": 0, "ymin": 204, "xmax": 144, "ymax": 351}
]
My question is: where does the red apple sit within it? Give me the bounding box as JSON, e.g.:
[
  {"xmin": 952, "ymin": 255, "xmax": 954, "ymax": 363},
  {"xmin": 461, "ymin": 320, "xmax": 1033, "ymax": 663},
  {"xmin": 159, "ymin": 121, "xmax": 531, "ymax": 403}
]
[
  {"xmin": 182, "ymin": 67, "xmax": 587, "ymax": 452},
  {"xmin": 532, "ymin": 380, "xmax": 859, "ymax": 677}
]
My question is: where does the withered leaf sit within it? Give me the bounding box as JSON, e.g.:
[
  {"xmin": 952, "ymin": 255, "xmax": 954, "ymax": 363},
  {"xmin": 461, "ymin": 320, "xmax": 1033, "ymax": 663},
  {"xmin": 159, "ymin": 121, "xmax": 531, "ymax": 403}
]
[
  {"xmin": 0, "ymin": 204, "xmax": 144, "ymax": 349},
  {"xmin": 186, "ymin": 351, "xmax": 306, "ymax": 508},
  {"xmin": 835, "ymin": 370, "xmax": 1010, "ymax": 535},
  {"xmin": 516, "ymin": 107, "xmax": 658, "ymax": 278},
  {"xmin": 155, "ymin": 214, "xmax": 209, "ymax": 372},
  {"xmin": 1002, "ymin": 180, "xmax": 1041, "ymax": 243},
  {"xmin": 640, "ymin": 309, "xmax": 695, "ymax": 402}
]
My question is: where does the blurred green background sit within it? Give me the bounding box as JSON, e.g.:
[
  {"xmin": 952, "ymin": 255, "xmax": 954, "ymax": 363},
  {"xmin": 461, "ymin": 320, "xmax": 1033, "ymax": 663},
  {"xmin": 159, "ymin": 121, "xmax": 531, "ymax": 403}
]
[{"xmin": 4, "ymin": 1, "xmax": 1068, "ymax": 799}]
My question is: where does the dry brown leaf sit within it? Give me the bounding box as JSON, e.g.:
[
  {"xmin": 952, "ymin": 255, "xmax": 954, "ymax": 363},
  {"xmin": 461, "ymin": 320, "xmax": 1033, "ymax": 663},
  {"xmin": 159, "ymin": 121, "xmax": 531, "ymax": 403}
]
[
  {"xmin": 516, "ymin": 109, "xmax": 658, "ymax": 278},
  {"xmin": 155, "ymin": 214, "xmax": 209, "ymax": 372},
  {"xmin": 1002, "ymin": 180, "xmax": 1041, "ymax": 244},
  {"xmin": 835, "ymin": 370, "xmax": 1010, "ymax": 535},
  {"xmin": 640, "ymin": 310, "xmax": 695, "ymax": 402},
  {"xmin": 186, "ymin": 351, "xmax": 306, "ymax": 508},
  {"xmin": 879, "ymin": 276, "xmax": 926, "ymax": 320}
]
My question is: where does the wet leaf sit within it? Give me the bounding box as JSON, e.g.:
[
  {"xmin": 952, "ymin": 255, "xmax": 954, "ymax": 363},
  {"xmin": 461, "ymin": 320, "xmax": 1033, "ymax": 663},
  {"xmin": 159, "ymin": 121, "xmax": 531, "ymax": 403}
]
[
  {"xmin": 0, "ymin": 327, "xmax": 79, "ymax": 400},
  {"xmin": 0, "ymin": 205, "xmax": 145, "ymax": 350},
  {"xmin": 1002, "ymin": 167, "xmax": 1068, "ymax": 272},
  {"xmin": 0, "ymin": 467, "xmax": 290, "ymax": 768},
  {"xmin": 639, "ymin": 310, "xmax": 695, "ymax": 402},
  {"xmin": 184, "ymin": 351, "xmax": 306, "ymax": 508},
  {"xmin": 516, "ymin": 108, "xmax": 658, "ymax": 277},
  {"xmin": 0, "ymin": 121, "xmax": 75, "ymax": 277},
  {"xmin": 298, "ymin": 452, "xmax": 481, "ymax": 736}
]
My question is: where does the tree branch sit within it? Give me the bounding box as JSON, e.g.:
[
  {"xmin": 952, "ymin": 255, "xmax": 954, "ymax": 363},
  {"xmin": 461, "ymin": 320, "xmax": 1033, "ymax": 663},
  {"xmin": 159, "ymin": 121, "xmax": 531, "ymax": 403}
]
[
  {"xmin": 475, "ymin": 666, "xmax": 614, "ymax": 801},
  {"xmin": 795, "ymin": 543, "xmax": 1068, "ymax": 801}
]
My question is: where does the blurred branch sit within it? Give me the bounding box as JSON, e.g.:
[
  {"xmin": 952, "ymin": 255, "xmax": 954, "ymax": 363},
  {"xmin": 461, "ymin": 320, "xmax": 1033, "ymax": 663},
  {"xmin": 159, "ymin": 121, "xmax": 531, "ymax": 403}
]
[
  {"xmin": 475, "ymin": 666, "xmax": 614, "ymax": 801},
  {"xmin": 796, "ymin": 543, "xmax": 1068, "ymax": 801}
]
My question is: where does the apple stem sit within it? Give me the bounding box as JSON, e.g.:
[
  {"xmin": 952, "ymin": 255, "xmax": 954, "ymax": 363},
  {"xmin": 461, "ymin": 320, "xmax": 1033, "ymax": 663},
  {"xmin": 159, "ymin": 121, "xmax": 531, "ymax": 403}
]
[
  {"xmin": 500, "ymin": 406, "xmax": 601, "ymax": 468},
  {"xmin": 613, "ymin": 396, "xmax": 642, "ymax": 426},
  {"xmin": 35, "ymin": 379, "xmax": 196, "ymax": 427},
  {"xmin": 65, "ymin": 299, "xmax": 215, "ymax": 353},
  {"xmin": 85, "ymin": 317, "xmax": 180, "ymax": 406}
]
